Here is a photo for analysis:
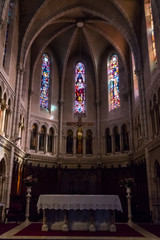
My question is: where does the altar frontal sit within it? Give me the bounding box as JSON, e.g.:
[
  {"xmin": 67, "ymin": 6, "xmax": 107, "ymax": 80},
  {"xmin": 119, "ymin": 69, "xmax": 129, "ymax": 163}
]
[{"xmin": 37, "ymin": 194, "xmax": 122, "ymax": 232}]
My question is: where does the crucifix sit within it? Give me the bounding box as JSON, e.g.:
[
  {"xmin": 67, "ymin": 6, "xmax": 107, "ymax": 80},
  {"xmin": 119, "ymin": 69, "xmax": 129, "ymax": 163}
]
[{"xmin": 67, "ymin": 116, "xmax": 93, "ymax": 154}]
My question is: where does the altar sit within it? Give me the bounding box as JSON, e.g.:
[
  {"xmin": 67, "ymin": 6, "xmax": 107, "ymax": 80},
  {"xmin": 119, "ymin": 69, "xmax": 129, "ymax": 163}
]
[{"xmin": 37, "ymin": 194, "xmax": 122, "ymax": 232}]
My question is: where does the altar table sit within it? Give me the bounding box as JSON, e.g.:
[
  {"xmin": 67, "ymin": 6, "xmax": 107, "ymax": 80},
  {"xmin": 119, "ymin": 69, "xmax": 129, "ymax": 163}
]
[{"xmin": 37, "ymin": 195, "xmax": 122, "ymax": 232}]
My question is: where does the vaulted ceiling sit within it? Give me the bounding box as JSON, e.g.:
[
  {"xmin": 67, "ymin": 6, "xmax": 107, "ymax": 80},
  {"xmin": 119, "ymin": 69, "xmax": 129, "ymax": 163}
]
[{"xmin": 18, "ymin": 0, "xmax": 143, "ymax": 71}]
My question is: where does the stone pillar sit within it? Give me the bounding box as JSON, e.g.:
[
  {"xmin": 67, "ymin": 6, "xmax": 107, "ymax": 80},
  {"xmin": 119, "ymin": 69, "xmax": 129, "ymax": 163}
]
[
  {"xmin": 11, "ymin": 67, "xmax": 24, "ymax": 140},
  {"xmin": 5, "ymin": 108, "xmax": 12, "ymax": 139},
  {"xmin": 120, "ymin": 132, "xmax": 123, "ymax": 153},
  {"xmin": 102, "ymin": 135, "xmax": 105, "ymax": 155},
  {"xmin": 73, "ymin": 136, "xmax": 76, "ymax": 155},
  {"xmin": 83, "ymin": 136, "xmax": 86, "ymax": 155},
  {"xmin": 44, "ymin": 133, "xmax": 48, "ymax": 154},
  {"xmin": 25, "ymin": 90, "xmax": 32, "ymax": 152},
  {"xmin": 0, "ymin": 19, "xmax": 4, "ymax": 65},
  {"xmin": 64, "ymin": 136, "xmax": 67, "ymax": 155},
  {"xmin": 58, "ymin": 100, "xmax": 64, "ymax": 156},
  {"xmin": 111, "ymin": 135, "xmax": 114, "ymax": 154},
  {"xmin": 92, "ymin": 136, "xmax": 95, "ymax": 155},
  {"xmin": 135, "ymin": 70, "xmax": 148, "ymax": 140},
  {"xmin": 145, "ymin": 147, "xmax": 153, "ymax": 219},
  {"xmin": 53, "ymin": 135, "xmax": 57, "ymax": 155},
  {"xmin": 36, "ymin": 132, "xmax": 39, "ymax": 152},
  {"xmin": 6, "ymin": 146, "xmax": 14, "ymax": 208},
  {"xmin": 0, "ymin": 100, "xmax": 6, "ymax": 136},
  {"xmin": 96, "ymin": 101, "xmax": 100, "ymax": 157}
]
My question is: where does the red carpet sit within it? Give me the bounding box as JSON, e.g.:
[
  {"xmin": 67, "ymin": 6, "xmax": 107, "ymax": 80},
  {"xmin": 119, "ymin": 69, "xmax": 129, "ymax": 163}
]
[
  {"xmin": 0, "ymin": 223, "xmax": 19, "ymax": 235},
  {"xmin": 15, "ymin": 223, "xmax": 144, "ymax": 237},
  {"xmin": 139, "ymin": 224, "xmax": 160, "ymax": 238}
]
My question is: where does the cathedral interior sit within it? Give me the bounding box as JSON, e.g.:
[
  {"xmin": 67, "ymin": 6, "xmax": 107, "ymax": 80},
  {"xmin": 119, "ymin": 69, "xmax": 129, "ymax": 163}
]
[{"xmin": 0, "ymin": 0, "xmax": 160, "ymax": 225}]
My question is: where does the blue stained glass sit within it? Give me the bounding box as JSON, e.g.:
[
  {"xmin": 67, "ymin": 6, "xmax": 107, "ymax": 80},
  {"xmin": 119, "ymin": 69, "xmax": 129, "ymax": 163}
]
[
  {"xmin": 75, "ymin": 62, "xmax": 85, "ymax": 114},
  {"xmin": 108, "ymin": 54, "xmax": 120, "ymax": 111},
  {"xmin": 40, "ymin": 54, "xmax": 50, "ymax": 110}
]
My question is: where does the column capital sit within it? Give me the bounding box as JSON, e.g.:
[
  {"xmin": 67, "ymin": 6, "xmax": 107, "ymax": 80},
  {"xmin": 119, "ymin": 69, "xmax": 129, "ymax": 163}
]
[
  {"xmin": 59, "ymin": 100, "xmax": 64, "ymax": 105},
  {"xmin": 0, "ymin": 99, "xmax": 7, "ymax": 110},
  {"xmin": 134, "ymin": 68, "xmax": 143, "ymax": 76},
  {"xmin": 16, "ymin": 66, "xmax": 25, "ymax": 75},
  {"xmin": 0, "ymin": 18, "xmax": 4, "ymax": 30}
]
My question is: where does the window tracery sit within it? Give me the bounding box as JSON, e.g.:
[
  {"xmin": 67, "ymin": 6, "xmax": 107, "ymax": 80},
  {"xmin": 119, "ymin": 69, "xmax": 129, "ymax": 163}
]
[
  {"xmin": 108, "ymin": 54, "xmax": 120, "ymax": 111},
  {"xmin": 75, "ymin": 62, "xmax": 85, "ymax": 114},
  {"xmin": 40, "ymin": 53, "xmax": 50, "ymax": 111}
]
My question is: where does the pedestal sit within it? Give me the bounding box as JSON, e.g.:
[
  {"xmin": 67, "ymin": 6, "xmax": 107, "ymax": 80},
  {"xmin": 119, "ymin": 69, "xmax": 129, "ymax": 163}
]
[
  {"xmin": 126, "ymin": 187, "xmax": 132, "ymax": 224},
  {"xmin": 25, "ymin": 186, "xmax": 32, "ymax": 222}
]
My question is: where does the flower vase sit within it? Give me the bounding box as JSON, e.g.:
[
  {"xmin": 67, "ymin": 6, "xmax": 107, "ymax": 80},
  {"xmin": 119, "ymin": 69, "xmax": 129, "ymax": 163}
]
[{"xmin": 126, "ymin": 186, "xmax": 132, "ymax": 224}]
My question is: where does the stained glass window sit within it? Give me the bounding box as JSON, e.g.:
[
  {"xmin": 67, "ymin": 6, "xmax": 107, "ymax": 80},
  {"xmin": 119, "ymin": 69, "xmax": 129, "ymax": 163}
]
[
  {"xmin": 108, "ymin": 54, "xmax": 120, "ymax": 111},
  {"xmin": 40, "ymin": 53, "xmax": 50, "ymax": 110},
  {"xmin": 75, "ymin": 62, "xmax": 85, "ymax": 114},
  {"xmin": 3, "ymin": 0, "xmax": 12, "ymax": 66},
  {"xmin": 145, "ymin": 0, "xmax": 157, "ymax": 66},
  {"xmin": 131, "ymin": 53, "xmax": 139, "ymax": 100}
]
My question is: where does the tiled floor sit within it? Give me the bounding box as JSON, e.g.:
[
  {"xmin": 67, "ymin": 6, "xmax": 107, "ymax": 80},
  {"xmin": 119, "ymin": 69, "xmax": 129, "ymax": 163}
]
[{"xmin": 0, "ymin": 221, "xmax": 159, "ymax": 240}]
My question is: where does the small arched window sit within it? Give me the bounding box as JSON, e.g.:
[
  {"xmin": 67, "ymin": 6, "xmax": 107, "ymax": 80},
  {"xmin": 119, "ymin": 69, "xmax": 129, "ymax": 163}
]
[
  {"xmin": 66, "ymin": 129, "xmax": 73, "ymax": 154},
  {"xmin": 48, "ymin": 128, "xmax": 54, "ymax": 153},
  {"xmin": 122, "ymin": 124, "xmax": 129, "ymax": 151},
  {"xmin": 86, "ymin": 129, "xmax": 93, "ymax": 154},
  {"xmin": 40, "ymin": 53, "xmax": 50, "ymax": 111},
  {"xmin": 108, "ymin": 54, "xmax": 120, "ymax": 111},
  {"xmin": 113, "ymin": 126, "xmax": 120, "ymax": 152},
  {"xmin": 30, "ymin": 124, "xmax": 38, "ymax": 150},
  {"xmin": 75, "ymin": 62, "xmax": 85, "ymax": 114},
  {"xmin": 39, "ymin": 125, "xmax": 46, "ymax": 151},
  {"xmin": 105, "ymin": 128, "xmax": 112, "ymax": 153}
]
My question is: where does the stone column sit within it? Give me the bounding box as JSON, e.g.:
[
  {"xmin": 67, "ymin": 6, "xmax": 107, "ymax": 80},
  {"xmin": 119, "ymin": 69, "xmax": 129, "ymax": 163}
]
[
  {"xmin": 0, "ymin": 19, "xmax": 4, "ymax": 64},
  {"xmin": 36, "ymin": 132, "xmax": 40, "ymax": 152},
  {"xmin": 5, "ymin": 108, "xmax": 12, "ymax": 139},
  {"xmin": 53, "ymin": 135, "xmax": 57, "ymax": 155},
  {"xmin": 96, "ymin": 101, "xmax": 100, "ymax": 157},
  {"xmin": 64, "ymin": 136, "xmax": 67, "ymax": 155},
  {"xmin": 92, "ymin": 136, "xmax": 95, "ymax": 155},
  {"xmin": 135, "ymin": 70, "xmax": 148, "ymax": 140},
  {"xmin": 58, "ymin": 100, "xmax": 64, "ymax": 156},
  {"xmin": 0, "ymin": 100, "xmax": 6, "ymax": 136},
  {"xmin": 44, "ymin": 133, "xmax": 48, "ymax": 154},
  {"xmin": 73, "ymin": 136, "xmax": 76, "ymax": 155},
  {"xmin": 111, "ymin": 135, "xmax": 114, "ymax": 154},
  {"xmin": 6, "ymin": 146, "xmax": 14, "ymax": 208},
  {"xmin": 11, "ymin": 67, "xmax": 24, "ymax": 140},
  {"xmin": 83, "ymin": 136, "xmax": 86, "ymax": 155},
  {"xmin": 25, "ymin": 90, "xmax": 32, "ymax": 152},
  {"xmin": 102, "ymin": 136, "xmax": 105, "ymax": 155},
  {"xmin": 120, "ymin": 132, "xmax": 123, "ymax": 153},
  {"xmin": 145, "ymin": 147, "xmax": 153, "ymax": 219}
]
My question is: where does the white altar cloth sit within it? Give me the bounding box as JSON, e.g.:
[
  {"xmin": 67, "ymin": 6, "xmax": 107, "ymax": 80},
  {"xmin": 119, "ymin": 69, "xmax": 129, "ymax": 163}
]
[
  {"xmin": 37, "ymin": 195, "xmax": 122, "ymax": 232},
  {"xmin": 37, "ymin": 194, "xmax": 122, "ymax": 212}
]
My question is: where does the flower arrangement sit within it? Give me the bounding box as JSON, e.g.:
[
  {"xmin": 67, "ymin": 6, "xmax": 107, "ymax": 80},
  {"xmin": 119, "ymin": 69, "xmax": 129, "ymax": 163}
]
[
  {"xmin": 119, "ymin": 177, "xmax": 135, "ymax": 188},
  {"xmin": 23, "ymin": 175, "xmax": 38, "ymax": 186}
]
